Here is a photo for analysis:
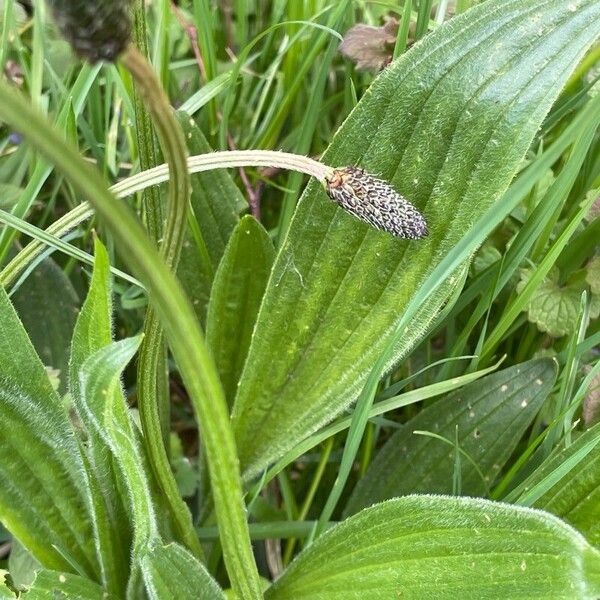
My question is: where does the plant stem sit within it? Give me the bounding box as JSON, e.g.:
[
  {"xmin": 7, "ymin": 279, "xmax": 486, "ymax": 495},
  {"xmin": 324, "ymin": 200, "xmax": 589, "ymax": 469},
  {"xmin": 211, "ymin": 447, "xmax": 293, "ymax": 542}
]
[
  {"xmin": 0, "ymin": 151, "xmax": 332, "ymax": 287},
  {"xmin": 0, "ymin": 77, "xmax": 263, "ymax": 600},
  {"xmin": 132, "ymin": 0, "xmax": 164, "ymax": 244},
  {"xmin": 120, "ymin": 45, "xmax": 203, "ymax": 560},
  {"xmin": 132, "ymin": 0, "xmax": 171, "ymax": 480},
  {"xmin": 394, "ymin": 0, "xmax": 413, "ymax": 59}
]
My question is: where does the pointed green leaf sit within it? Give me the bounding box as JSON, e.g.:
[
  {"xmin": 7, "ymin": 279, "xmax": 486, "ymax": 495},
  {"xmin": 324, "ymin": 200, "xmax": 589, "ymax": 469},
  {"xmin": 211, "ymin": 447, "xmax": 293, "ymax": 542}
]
[
  {"xmin": 345, "ymin": 359, "xmax": 557, "ymax": 515},
  {"xmin": 12, "ymin": 254, "xmax": 79, "ymax": 392},
  {"xmin": 0, "ymin": 284, "xmax": 97, "ymax": 577},
  {"xmin": 140, "ymin": 542, "xmax": 225, "ymax": 600},
  {"xmin": 233, "ymin": 0, "xmax": 600, "ymax": 478},
  {"xmin": 78, "ymin": 337, "xmax": 158, "ymax": 552},
  {"xmin": 176, "ymin": 111, "xmax": 245, "ymax": 325},
  {"xmin": 69, "ymin": 239, "xmax": 132, "ymax": 596},
  {"xmin": 69, "ymin": 239, "xmax": 112, "ymax": 375},
  {"xmin": 23, "ymin": 570, "xmax": 116, "ymax": 599},
  {"xmin": 206, "ymin": 216, "xmax": 275, "ymax": 405},
  {"xmin": 514, "ymin": 422, "xmax": 600, "ymax": 547},
  {"xmin": 266, "ymin": 496, "xmax": 600, "ymax": 599}
]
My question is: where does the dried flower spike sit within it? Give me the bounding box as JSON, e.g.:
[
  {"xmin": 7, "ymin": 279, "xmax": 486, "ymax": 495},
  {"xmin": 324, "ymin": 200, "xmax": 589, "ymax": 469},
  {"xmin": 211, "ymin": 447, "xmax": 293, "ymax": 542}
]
[
  {"xmin": 48, "ymin": 0, "xmax": 132, "ymax": 63},
  {"xmin": 324, "ymin": 166, "xmax": 428, "ymax": 239}
]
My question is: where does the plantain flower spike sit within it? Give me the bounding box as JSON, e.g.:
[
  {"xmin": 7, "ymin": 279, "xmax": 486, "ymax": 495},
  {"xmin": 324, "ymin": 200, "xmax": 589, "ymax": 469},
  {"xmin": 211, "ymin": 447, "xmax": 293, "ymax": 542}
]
[
  {"xmin": 324, "ymin": 166, "xmax": 428, "ymax": 239},
  {"xmin": 47, "ymin": 0, "xmax": 132, "ymax": 64}
]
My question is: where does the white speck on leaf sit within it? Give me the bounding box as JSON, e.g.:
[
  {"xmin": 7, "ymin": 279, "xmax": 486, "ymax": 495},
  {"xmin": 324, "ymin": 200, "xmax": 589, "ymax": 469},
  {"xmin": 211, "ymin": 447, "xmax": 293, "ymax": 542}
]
[{"xmin": 501, "ymin": 384, "xmax": 508, "ymax": 392}]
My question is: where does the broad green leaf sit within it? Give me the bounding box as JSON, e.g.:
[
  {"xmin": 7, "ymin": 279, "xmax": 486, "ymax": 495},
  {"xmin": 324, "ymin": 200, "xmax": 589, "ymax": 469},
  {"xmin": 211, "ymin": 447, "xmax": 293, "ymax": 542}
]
[
  {"xmin": 266, "ymin": 496, "xmax": 600, "ymax": 599},
  {"xmin": 233, "ymin": 0, "xmax": 600, "ymax": 478},
  {"xmin": 206, "ymin": 215, "xmax": 275, "ymax": 405},
  {"xmin": 0, "ymin": 283, "xmax": 98, "ymax": 577},
  {"xmin": 175, "ymin": 111, "xmax": 245, "ymax": 325},
  {"xmin": 345, "ymin": 359, "xmax": 557, "ymax": 515},
  {"xmin": 12, "ymin": 254, "xmax": 79, "ymax": 392},
  {"xmin": 23, "ymin": 570, "xmax": 116, "ymax": 599},
  {"xmin": 69, "ymin": 239, "xmax": 112, "ymax": 375},
  {"xmin": 69, "ymin": 239, "xmax": 132, "ymax": 596},
  {"xmin": 515, "ymin": 423, "xmax": 600, "ymax": 547},
  {"xmin": 140, "ymin": 542, "xmax": 225, "ymax": 600}
]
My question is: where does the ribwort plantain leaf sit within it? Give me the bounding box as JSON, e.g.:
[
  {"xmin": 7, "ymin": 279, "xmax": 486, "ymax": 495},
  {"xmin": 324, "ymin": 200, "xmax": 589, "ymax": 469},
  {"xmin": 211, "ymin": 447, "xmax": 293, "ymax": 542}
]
[{"xmin": 47, "ymin": 0, "xmax": 132, "ymax": 63}]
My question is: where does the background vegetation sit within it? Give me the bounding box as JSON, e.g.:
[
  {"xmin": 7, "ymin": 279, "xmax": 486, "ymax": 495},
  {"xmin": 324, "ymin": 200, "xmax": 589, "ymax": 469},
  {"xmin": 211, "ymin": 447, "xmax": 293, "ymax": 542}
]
[{"xmin": 0, "ymin": 0, "xmax": 599, "ymax": 598}]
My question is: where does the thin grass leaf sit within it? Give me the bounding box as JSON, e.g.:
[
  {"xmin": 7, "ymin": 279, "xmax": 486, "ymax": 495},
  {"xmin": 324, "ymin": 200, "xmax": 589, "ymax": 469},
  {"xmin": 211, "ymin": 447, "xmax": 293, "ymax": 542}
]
[
  {"xmin": 0, "ymin": 64, "xmax": 101, "ymax": 263},
  {"xmin": 514, "ymin": 423, "xmax": 600, "ymax": 546}
]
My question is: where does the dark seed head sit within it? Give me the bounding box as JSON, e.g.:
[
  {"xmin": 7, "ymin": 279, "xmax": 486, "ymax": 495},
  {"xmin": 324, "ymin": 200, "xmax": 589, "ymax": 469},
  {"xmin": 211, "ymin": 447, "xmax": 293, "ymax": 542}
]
[
  {"xmin": 48, "ymin": 0, "xmax": 132, "ymax": 64},
  {"xmin": 324, "ymin": 166, "xmax": 428, "ymax": 239}
]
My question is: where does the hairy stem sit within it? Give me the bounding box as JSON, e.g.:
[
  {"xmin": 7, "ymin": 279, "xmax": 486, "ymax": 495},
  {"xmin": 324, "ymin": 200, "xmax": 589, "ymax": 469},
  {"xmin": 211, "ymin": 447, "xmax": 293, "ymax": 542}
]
[
  {"xmin": 120, "ymin": 44, "xmax": 202, "ymax": 560},
  {"xmin": 1, "ymin": 151, "xmax": 332, "ymax": 287}
]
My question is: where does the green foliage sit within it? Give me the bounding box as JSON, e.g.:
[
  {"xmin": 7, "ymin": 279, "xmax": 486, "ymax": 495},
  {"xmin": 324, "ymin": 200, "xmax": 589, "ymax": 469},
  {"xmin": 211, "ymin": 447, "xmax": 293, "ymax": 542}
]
[
  {"xmin": 345, "ymin": 359, "xmax": 557, "ymax": 514},
  {"xmin": 69, "ymin": 239, "xmax": 132, "ymax": 595},
  {"xmin": 267, "ymin": 496, "xmax": 600, "ymax": 599},
  {"xmin": 140, "ymin": 543, "xmax": 225, "ymax": 600},
  {"xmin": 519, "ymin": 267, "xmax": 600, "ymax": 336},
  {"xmin": 206, "ymin": 215, "xmax": 275, "ymax": 405},
  {"xmin": 519, "ymin": 423, "xmax": 600, "ymax": 546},
  {"xmin": 0, "ymin": 280, "xmax": 98, "ymax": 577},
  {"xmin": 11, "ymin": 254, "xmax": 79, "ymax": 393},
  {"xmin": 22, "ymin": 570, "xmax": 115, "ymax": 599},
  {"xmin": 0, "ymin": 0, "xmax": 599, "ymax": 598},
  {"xmin": 176, "ymin": 110, "xmax": 245, "ymax": 326},
  {"xmin": 232, "ymin": 0, "xmax": 600, "ymax": 479}
]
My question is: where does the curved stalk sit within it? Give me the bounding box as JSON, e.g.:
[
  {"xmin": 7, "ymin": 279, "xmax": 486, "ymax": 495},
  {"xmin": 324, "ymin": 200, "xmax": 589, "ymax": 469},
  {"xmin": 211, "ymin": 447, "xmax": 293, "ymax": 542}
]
[
  {"xmin": 120, "ymin": 45, "xmax": 202, "ymax": 560},
  {"xmin": 0, "ymin": 151, "xmax": 332, "ymax": 287}
]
